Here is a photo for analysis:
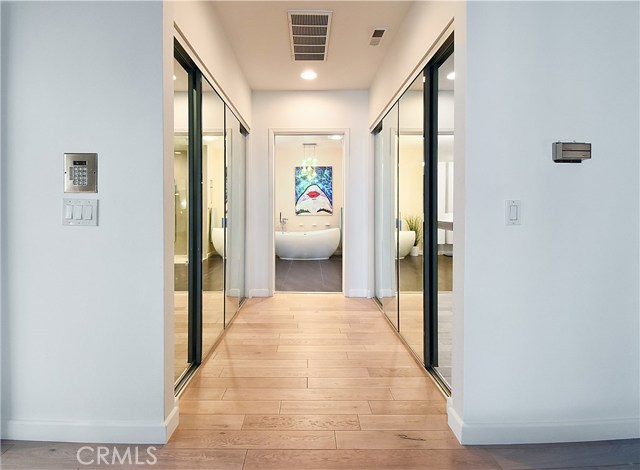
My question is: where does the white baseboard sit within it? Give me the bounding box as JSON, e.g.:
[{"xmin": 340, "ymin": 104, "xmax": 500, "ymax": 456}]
[
  {"xmin": 249, "ymin": 288, "xmax": 271, "ymax": 298},
  {"xmin": 377, "ymin": 288, "xmax": 395, "ymax": 298},
  {"xmin": 446, "ymin": 398, "xmax": 463, "ymax": 442},
  {"xmin": 1, "ymin": 415, "xmax": 175, "ymax": 444},
  {"xmin": 347, "ymin": 289, "xmax": 368, "ymax": 298},
  {"xmin": 446, "ymin": 400, "xmax": 640, "ymax": 444},
  {"xmin": 164, "ymin": 399, "xmax": 179, "ymax": 442}
]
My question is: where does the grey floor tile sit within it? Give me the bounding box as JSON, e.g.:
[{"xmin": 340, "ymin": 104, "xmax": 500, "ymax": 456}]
[
  {"xmin": 276, "ymin": 256, "xmax": 342, "ymax": 292},
  {"xmin": 481, "ymin": 439, "xmax": 640, "ymax": 470}
]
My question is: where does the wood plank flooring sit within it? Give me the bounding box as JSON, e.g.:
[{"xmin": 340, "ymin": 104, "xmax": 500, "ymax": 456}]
[
  {"xmin": 167, "ymin": 294, "xmax": 639, "ymax": 469},
  {"xmin": 1, "ymin": 294, "xmax": 638, "ymax": 469}
]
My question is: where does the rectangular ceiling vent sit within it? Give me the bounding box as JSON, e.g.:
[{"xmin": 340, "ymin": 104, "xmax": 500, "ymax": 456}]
[
  {"xmin": 369, "ymin": 27, "xmax": 388, "ymax": 46},
  {"xmin": 288, "ymin": 10, "xmax": 333, "ymax": 61}
]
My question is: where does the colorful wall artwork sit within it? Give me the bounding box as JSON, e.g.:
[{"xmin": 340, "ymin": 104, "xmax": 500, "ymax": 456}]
[{"xmin": 295, "ymin": 166, "xmax": 333, "ymax": 215}]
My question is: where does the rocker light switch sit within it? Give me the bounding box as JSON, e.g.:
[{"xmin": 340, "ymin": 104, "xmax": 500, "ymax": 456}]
[
  {"xmin": 505, "ymin": 200, "xmax": 521, "ymax": 225},
  {"xmin": 82, "ymin": 205, "xmax": 93, "ymax": 220},
  {"xmin": 63, "ymin": 199, "xmax": 98, "ymax": 226}
]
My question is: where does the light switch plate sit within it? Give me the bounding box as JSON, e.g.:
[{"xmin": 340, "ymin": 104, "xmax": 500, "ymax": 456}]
[
  {"xmin": 505, "ymin": 199, "xmax": 521, "ymax": 225},
  {"xmin": 63, "ymin": 198, "xmax": 98, "ymax": 226}
]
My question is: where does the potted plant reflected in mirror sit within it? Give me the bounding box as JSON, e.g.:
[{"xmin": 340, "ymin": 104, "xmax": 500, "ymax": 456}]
[{"xmin": 404, "ymin": 215, "xmax": 423, "ymax": 257}]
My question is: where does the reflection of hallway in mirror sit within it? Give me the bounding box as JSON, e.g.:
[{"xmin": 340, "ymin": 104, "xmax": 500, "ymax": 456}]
[
  {"xmin": 174, "ymin": 291, "xmax": 224, "ymax": 381},
  {"xmin": 174, "ymin": 292, "xmax": 188, "ymax": 381},
  {"xmin": 435, "ymin": 292, "xmax": 452, "ymax": 386},
  {"xmin": 398, "ymin": 255, "xmax": 452, "ymax": 292},
  {"xmin": 394, "ymin": 291, "xmax": 452, "ymax": 387},
  {"xmin": 174, "ymin": 256, "xmax": 224, "ymax": 291}
]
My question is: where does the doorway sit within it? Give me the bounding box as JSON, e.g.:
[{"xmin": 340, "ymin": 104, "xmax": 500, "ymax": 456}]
[{"xmin": 273, "ymin": 134, "xmax": 345, "ymax": 293}]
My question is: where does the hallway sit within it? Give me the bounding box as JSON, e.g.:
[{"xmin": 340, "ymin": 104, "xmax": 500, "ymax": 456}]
[
  {"xmin": 166, "ymin": 294, "xmax": 639, "ymax": 469},
  {"xmin": 170, "ymin": 293, "xmax": 481, "ymax": 468}
]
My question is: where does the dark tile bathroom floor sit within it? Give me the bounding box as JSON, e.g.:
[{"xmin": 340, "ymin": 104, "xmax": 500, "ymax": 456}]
[{"xmin": 276, "ymin": 255, "xmax": 342, "ymax": 292}]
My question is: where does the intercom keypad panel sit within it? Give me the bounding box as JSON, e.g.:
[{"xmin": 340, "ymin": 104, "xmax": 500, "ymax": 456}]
[
  {"xmin": 70, "ymin": 166, "xmax": 88, "ymax": 186},
  {"xmin": 64, "ymin": 153, "xmax": 97, "ymax": 193}
]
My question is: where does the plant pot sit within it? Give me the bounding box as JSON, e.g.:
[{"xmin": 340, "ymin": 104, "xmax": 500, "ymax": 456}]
[{"xmin": 410, "ymin": 246, "xmax": 419, "ymax": 257}]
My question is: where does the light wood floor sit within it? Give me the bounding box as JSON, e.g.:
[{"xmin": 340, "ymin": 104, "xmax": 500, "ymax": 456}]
[
  {"xmin": 166, "ymin": 294, "xmax": 638, "ymax": 469},
  {"xmin": 2, "ymin": 294, "xmax": 638, "ymax": 469}
]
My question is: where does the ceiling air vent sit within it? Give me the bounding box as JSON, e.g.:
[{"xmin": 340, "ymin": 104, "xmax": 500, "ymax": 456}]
[
  {"xmin": 288, "ymin": 10, "xmax": 333, "ymax": 61},
  {"xmin": 369, "ymin": 27, "xmax": 388, "ymax": 46}
]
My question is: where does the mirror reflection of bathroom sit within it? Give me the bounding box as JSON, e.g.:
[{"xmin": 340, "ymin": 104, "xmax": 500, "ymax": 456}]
[
  {"xmin": 173, "ymin": 57, "xmax": 191, "ymax": 382},
  {"xmin": 436, "ymin": 51, "xmax": 454, "ymax": 388},
  {"xmin": 398, "ymin": 71, "xmax": 425, "ymax": 361},
  {"xmin": 201, "ymin": 78, "xmax": 226, "ymax": 357},
  {"xmin": 274, "ymin": 134, "xmax": 344, "ymax": 292}
]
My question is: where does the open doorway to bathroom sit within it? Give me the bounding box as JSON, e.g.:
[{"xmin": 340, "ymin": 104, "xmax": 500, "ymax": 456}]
[{"xmin": 273, "ymin": 134, "xmax": 344, "ymax": 292}]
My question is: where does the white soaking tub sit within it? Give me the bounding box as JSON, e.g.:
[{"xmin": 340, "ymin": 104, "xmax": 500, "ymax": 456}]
[{"xmin": 275, "ymin": 228, "xmax": 341, "ymax": 260}]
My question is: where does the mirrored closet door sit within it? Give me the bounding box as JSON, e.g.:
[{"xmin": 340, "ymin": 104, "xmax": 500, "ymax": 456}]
[
  {"xmin": 173, "ymin": 40, "xmax": 247, "ymax": 393},
  {"xmin": 373, "ymin": 34, "xmax": 454, "ymax": 393}
]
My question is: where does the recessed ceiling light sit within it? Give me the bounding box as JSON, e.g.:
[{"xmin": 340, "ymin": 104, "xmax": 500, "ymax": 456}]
[
  {"xmin": 173, "ymin": 75, "xmax": 176, "ymax": 81},
  {"xmin": 447, "ymin": 72, "xmax": 455, "ymax": 80},
  {"xmin": 328, "ymin": 135, "xmax": 343, "ymax": 140},
  {"xmin": 301, "ymin": 70, "xmax": 317, "ymax": 80}
]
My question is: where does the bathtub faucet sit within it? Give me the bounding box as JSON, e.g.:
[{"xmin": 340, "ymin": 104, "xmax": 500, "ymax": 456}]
[{"xmin": 279, "ymin": 212, "xmax": 288, "ymax": 232}]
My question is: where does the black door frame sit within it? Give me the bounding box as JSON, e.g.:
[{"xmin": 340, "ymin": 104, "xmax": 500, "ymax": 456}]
[
  {"xmin": 423, "ymin": 34, "xmax": 454, "ymax": 393},
  {"xmin": 174, "ymin": 40, "xmax": 204, "ymax": 392}
]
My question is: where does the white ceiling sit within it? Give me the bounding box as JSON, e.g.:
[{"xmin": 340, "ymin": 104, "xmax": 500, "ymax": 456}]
[{"xmin": 212, "ymin": 1, "xmax": 412, "ymax": 90}]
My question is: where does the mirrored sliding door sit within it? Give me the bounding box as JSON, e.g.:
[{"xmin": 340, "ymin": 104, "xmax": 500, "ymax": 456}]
[
  {"xmin": 434, "ymin": 50, "xmax": 455, "ymax": 388},
  {"xmin": 225, "ymin": 108, "xmax": 247, "ymax": 325},
  {"xmin": 373, "ymin": 34, "xmax": 454, "ymax": 393},
  {"xmin": 173, "ymin": 56, "xmax": 192, "ymax": 382},
  {"xmin": 173, "ymin": 40, "xmax": 248, "ymax": 392},
  {"xmin": 398, "ymin": 73, "xmax": 425, "ymax": 362},
  {"xmin": 374, "ymin": 103, "xmax": 399, "ymax": 328},
  {"xmin": 201, "ymin": 78, "xmax": 225, "ymax": 360}
]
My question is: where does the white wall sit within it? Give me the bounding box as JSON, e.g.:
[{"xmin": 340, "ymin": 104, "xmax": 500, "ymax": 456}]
[
  {"xmin": 1, "ymin": 1, "xmax": 174, "ymax": 443},
  {"xmin": 173, "ymin": 1, "xmax": 252, "ymax": 129},
  {"xmin": 398, "ymin": 137, "xmax": 423, "ymax": 227},
  {"xmin": 275, "ymin": 142, "xmax": 343, "ymax": 233},
  {"xmin": 162, "ymin": 1, "xmax": 178, "ymax": 433},
  {"xmin": 249, "ymin": 91, "xmax": 369, "ymax": 297},
  {"xmin": 449, "ymin": 0, "xmax": 640, "ymax": 444}
]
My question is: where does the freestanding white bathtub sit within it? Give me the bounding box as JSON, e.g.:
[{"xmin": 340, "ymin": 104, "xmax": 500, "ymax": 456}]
[
  {"xmin": 211, "ymin": 227, "xmax": 225, "ymax": 257},
  {"xmin": 397, "ymin": 230, "xmax": 416, "ymax": 259},
  {"xmin": 275, "ymin": 228, "xmax": 340, "ymax": 260}
]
